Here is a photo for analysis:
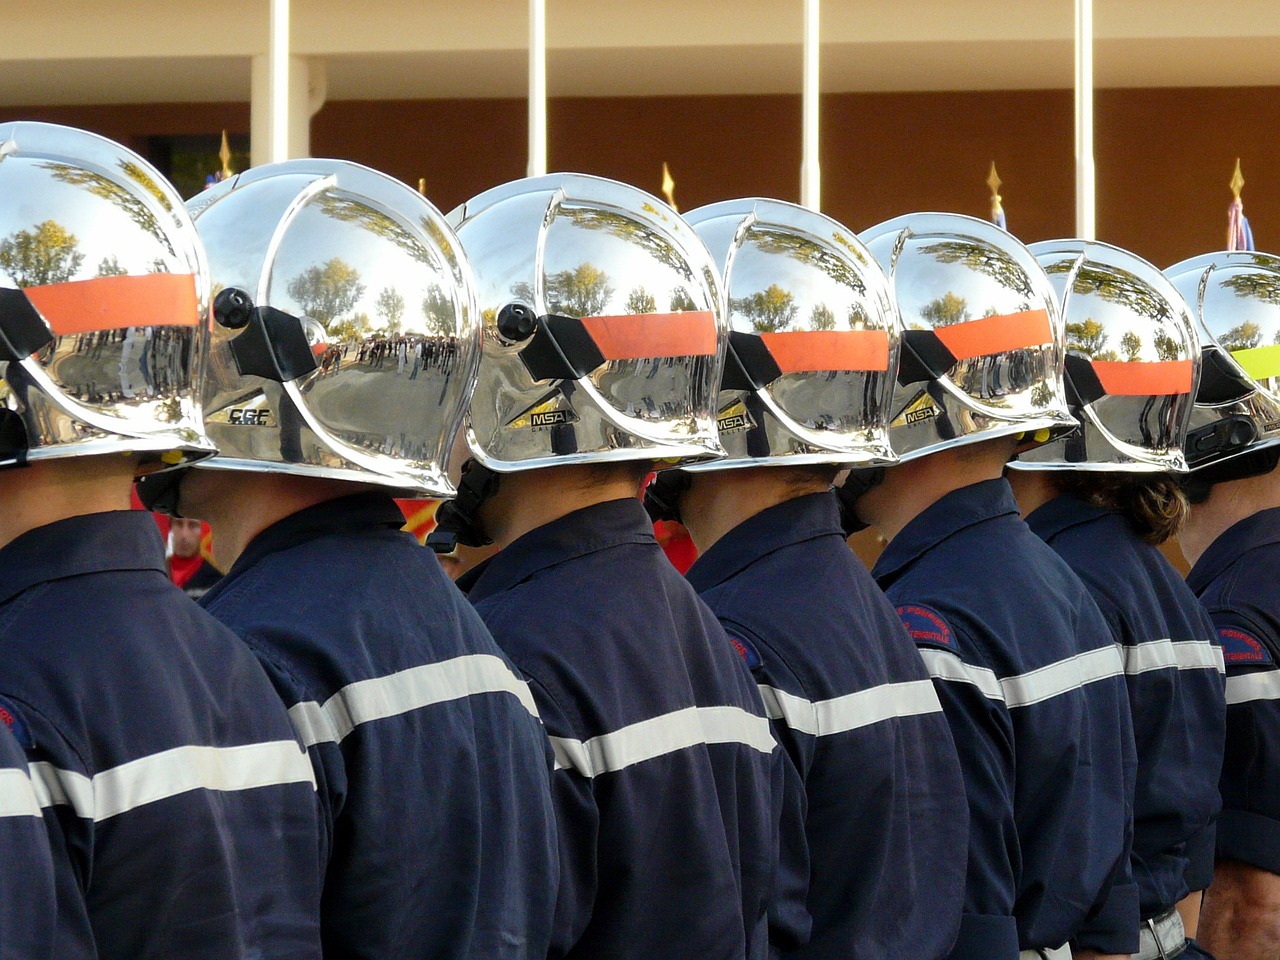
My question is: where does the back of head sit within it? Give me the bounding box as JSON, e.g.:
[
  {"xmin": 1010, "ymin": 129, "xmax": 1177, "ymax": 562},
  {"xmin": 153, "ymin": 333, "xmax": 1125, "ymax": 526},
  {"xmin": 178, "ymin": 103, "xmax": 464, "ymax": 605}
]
[
  {"xmin": 0, "ymin": 121, "xmax": 214, "ymax": 473},
  {"xmin": 682, "ymin": 197, "xmax": 899, "ymax": 470},
  {"xmin": 857, "ymin": 212, "xmax": 1077, "ymax": 464},
  {"xmin": 185, "ymin": 158, "xmax": 480, "ymax": 497},
  {"xmin": 1053, "ymin": 471, "xmax": 1190, "ymax": 545}
]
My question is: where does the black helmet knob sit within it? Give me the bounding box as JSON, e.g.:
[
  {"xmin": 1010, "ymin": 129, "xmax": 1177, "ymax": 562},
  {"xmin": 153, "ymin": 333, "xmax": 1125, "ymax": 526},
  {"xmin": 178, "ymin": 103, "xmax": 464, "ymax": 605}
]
[{"xmin": 213, "ymin": 287, "xmax": 255, "ymax": 330}]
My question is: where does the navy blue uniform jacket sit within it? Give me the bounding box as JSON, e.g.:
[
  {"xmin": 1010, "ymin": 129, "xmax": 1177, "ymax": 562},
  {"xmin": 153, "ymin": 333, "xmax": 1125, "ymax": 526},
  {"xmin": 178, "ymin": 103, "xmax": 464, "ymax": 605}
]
[
  {"xmin": 462, "ymin": 498, "xmax": 781, "ymax": 960},
  {"xmin": 1187, "ymin": 506, "xmax": 1280, "ymax": 875},
  {"xmin": 201, "ymin": 492, "xmax": 558, "ymax": 960},
  {"xmin": 687, "ymin": 491, "xmax": 967, "ymax": 960},
  {"xmin": 0, "ymin": 512, "xmax": 323, "ymax": 960},
  {"xmin": 1027, "ymin": 494, "xmax": 1225, "ymax": 915},
  {"xmin": 0, "ymin": 722, "xmax": 54, "ymax": 960},
  {"xmin": 872, "ymin": 479, "xmax": 1139, "ymax": 958}
]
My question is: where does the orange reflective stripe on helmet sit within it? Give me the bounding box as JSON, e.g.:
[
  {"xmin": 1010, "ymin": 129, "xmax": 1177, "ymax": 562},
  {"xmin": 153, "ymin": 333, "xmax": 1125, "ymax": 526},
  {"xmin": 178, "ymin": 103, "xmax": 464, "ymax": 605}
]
[
  {"xmin": 579, "ymin": 310, "xmax": 718, "ymax": 361},
  {"xmin": 1090, "ymin": 359, "xmax": 1194, "ymax": 396},
  {"xmin": 932, "ymin": 308, "xmax": 1053, "ymax": 361},
  {"xmin": 24, "ymin": 273, "xmax": 201, "ymax": 336},
  {"xmin": 759, "ymin": 330, "xmax": 891, "ymax": 373}
]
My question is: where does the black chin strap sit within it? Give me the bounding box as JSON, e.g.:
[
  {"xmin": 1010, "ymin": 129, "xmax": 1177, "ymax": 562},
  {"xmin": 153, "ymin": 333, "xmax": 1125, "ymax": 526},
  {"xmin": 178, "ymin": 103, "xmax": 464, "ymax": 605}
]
[
  {"xmin": 427, "ymin": 460, "xmax": 501, "ymax": 554},
  {"xmin": 834, "ymin": 467, "xmax": 885, "ymax": 536},
  {"xmin": 1181, "ymin": 445, "xmax": 1280, "ymax": 505},
  {"xmin": 643, "ymin": 469, "xmax": 691, "ymax": 524},
  {"xmin": 134, "ymin": 467, "xmax": 190, "ymax": 516}
]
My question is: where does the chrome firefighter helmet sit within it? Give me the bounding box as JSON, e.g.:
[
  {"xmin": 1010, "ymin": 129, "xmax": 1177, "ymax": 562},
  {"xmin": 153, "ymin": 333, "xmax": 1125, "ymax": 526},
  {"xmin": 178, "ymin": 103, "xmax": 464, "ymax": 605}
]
[
  {"xmin": 681, "ymin": 198, "xmax": 899, "ymax": 469},
  {"xmin": 1011, "ymin": 240, "xmax": 1200, "ymax": 472},
  {"xmin": 0, "ymin": 121, "xmax": 215, "ymax": 469},
  {"xmin": 1165, "ymin": 252, "xmax": 1280, "ymax": 475},
  {"xmin": 185, "ymin": 158, "xmax": 480, "ymax": 497},
  {"xmin": 858, "ymin": 212, "xmax": 1077, "ymax": 463},
  {"xmin": 447, "ymin": 173, "xmax": 727, "ymax": 473}
]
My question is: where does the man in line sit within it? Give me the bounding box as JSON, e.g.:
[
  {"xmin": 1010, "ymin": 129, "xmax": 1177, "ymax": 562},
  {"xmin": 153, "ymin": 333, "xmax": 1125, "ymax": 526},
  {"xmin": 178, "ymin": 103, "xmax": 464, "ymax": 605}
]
[
  {"xmin": 1169, "ymin": 251, "xmax": 1280, "ymax": 960},
  {"xmin": 654, "ymin": 198, "xmax": 967, "ymax": 959},
  {"xmin": 144, "ymin": 159, "xmax": 560, "ymax": 959},
  {"xmin": 848, "ymin": 214, "xmax": 1138, "ymax": 960},
  {"xmin": 435, "ymin": 174, "xmax": 783, "ymax": 959},
  {"xmin": 0, "ymin": 121, "xmax": 323, "ymax": 960}
]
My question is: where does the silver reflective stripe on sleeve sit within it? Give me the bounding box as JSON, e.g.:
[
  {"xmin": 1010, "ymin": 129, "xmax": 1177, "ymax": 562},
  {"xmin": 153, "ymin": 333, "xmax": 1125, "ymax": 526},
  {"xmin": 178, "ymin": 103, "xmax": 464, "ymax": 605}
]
[
  {"xmin": 1226, "ymin": 669, "xmax": 1280, "ymax": 706},
  {"xmin": 28, "ymin": 740, "xmax": 315, "ymax": 822},
  {"xmin": 917, "ymin": 648, "xmax": 1004, "ymax": 702},
  {"xmin": 0, "ymin": 767, "xmax": 44, "ymax": 819},
  {"xmin": 288, "ymin": 653, "xmax": 541, "ymax": 748},
  {"xmin": 550, "ymin": 705, "xmax": 775, "ymax": 778},
  {"xmin": 758, "ymin": 679, "xmax": 942, "ymax": 738},
  {"xmin": 1122, "ymin": 638, "xmax": 1225, "ymax": 676},
  {"xmin": 1000, "ymin": 644, "xmax": 1125, "ymax": 708},
  {"xmin": 918, "ymin": 645, "xmax": 1125, "ymax": 709}
]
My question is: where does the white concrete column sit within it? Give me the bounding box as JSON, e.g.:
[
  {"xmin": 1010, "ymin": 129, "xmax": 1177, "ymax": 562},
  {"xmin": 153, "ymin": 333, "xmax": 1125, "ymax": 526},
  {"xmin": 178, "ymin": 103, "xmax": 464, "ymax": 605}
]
[
  {"xmin": 800, "ymin": 0, "xmax": 821, "ymax": 210},
  {"xmin": 528, "ymin": 0, "xmax": 547, "ymax": 177},
  {"xmin": 251, "ymin": 55, "xmax": 325, "ymax": 166},
  {"xmin": 1074, "ymin": 0, "xmax": 1095, "ymax": 239}
]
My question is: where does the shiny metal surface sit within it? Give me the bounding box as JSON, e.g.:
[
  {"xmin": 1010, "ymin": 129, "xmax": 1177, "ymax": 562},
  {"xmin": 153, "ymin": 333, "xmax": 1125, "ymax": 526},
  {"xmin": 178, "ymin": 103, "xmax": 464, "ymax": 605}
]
[
  {"xmin": 0, "ymin": 121, "xmax": 214, "ymax": 469},
  {"xmin": 189, "ymin": 159, "xmax": 480, "ymax": 496},
  {"xmin": 683, "ymin": 198, "xmax": 899, "ymax": 469},
  {"xmin": 1013, "ymin": 240, "xmax": 1200, "ymax": 472},
  {"xmin": 1166, "ymin": 251, "xmax": 1280, "ymax": 469},
  {"xmin": 448, "ymin": 173, "xmax": 727, "ymax": 472},
  {"xmin": 859, "ymin": 212, "xmax": 1077, "ymax": 463}
]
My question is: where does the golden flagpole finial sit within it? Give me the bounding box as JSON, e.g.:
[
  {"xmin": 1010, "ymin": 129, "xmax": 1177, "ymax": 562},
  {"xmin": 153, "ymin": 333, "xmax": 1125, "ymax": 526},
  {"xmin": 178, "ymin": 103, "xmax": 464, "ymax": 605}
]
[
  {"xmin": 1230, "ymin": 158, "xmax": 1245, "ymax": 201},
  {"xmin": 661, "ymin": 162, "xmax": 678, "ymax": 212},
  {"xmin": 418, "ymin": 178, "xmax": 427, "ymax": 196},
  {"xmin": 219, "ymin": 130, "xmax": 233, "ymax": 180},
  {"xmin": 987, "ymin": 162, "xmax": 1006, "ymax": 227}
]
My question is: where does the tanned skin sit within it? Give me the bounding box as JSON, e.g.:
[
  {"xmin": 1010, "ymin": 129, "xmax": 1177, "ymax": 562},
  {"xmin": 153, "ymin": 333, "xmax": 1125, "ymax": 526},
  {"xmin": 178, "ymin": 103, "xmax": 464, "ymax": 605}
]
[{"xmin": 0, "ymin": 456, "xmax": 138, "ymax": 552}]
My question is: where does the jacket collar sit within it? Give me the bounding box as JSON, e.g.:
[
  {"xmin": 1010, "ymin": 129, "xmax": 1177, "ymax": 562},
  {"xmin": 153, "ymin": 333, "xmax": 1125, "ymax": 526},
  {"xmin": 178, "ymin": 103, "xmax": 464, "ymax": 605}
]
[
  {"xmin": 872, "ymin": 477, "xmax": 1020, "ymax": 584},
  {"xmin": 1024, "ymin": 492, "xmax": 1112, "ymax": 542},
  {"xmin": 462, "ymin": 498, "xmax": 655, "ymax": 602},
  {"xmin": 0, "ymin": 511, "xmax": 166, "ymax": 605},
  {"xmin": 686, "ymin": 491, "xmax": 843, "ymax": 592},
  {"xmin": 1187, "ymin": 505, "xmax": 1280, "ymax": 592}
]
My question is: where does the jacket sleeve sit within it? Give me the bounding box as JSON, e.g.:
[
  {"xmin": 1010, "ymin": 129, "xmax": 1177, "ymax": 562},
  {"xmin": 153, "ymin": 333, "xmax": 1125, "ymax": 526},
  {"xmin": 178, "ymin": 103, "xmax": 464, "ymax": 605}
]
[
  {"xmin": 1206, "ymin": 611, "xmax": 1280, "ymax": 874},
  {"xmin": 730, "ymin": 623, "xmax": 812, "ymax": 955},
  {"xmin": 527, "ymin": 676, "xmax": 601, "ymax": 958},
  {"xmin": 914, "ymin": 641, "xmax": 1021, "ymax": 960},
  {"xmin": 0, "ymin": 715, "xmax": 54, "ymax": 960}
]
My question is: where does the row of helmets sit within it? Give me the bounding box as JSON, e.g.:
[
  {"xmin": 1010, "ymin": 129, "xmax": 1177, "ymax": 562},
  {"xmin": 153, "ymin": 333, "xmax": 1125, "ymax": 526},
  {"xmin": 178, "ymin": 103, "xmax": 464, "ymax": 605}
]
[{"xmin": 3, "ymin": 120, "xmax": 1280, "ymax": 501}]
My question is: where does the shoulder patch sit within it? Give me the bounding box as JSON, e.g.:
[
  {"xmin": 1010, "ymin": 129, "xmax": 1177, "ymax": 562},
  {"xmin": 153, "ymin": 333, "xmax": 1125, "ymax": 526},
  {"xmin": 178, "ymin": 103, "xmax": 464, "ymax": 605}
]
[
  {"xmin": 1219, "ymin": 626, "xmax": 1275, "ymax": 667},
  {"xmin": 0, "ymin": 696, "xmax": 34, "ymax": 751},
  {"xmin": 726, "ymin": 635, "xmax": 764, "ymax": 670},
  {"xmin": 896, "ymin": 604, "xmax": 956, "ymax": 651}
]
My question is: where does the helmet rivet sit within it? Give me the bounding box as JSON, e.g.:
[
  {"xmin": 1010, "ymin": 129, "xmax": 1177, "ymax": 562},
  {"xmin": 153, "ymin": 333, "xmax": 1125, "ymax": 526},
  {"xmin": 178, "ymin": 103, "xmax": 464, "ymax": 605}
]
[
  {"xmin": 496, "ymin": 303, "xmax": 537, "ymax": 343},
  {"xmin": 213, "ymin": 287, "xmax": 255, "ymax": 330}
]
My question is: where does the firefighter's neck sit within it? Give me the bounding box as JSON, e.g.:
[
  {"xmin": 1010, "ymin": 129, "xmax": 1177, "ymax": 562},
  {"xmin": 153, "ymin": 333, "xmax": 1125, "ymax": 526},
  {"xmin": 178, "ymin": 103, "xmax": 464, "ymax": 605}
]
[
  {"xmin": 1004, "ymin": 469, "xmax": 1061, "ymax": 519},
  {"xmin": 858, "ymin": 437, "xmax": 1018, "ymax": 545},
  {"xmin": 1180, "ymin": 466, "xmax": 1280, "ymax": 567},
  {"xmin": 478, "ymin": 464, "xmax": 645, "ymax": 552},
  {"xmin": 681, "ymin": 466, "xmax": 831, "ymax": 554},
  {"xmin": 0, "ymin": 455, "xmax": 136, "ymax": 552},
  {"xmin": 178, "ymin": 470, "xmax": 375, "ymax": 571}
]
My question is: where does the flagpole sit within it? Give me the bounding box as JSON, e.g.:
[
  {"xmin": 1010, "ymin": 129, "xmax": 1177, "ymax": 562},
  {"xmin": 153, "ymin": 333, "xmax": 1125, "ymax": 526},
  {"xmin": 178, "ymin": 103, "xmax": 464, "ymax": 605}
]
[
  {"xmin": 528, "ymin": 0, "xmax": 547, "ymax": 177},
  {"xmin": 800, "ymin": 0, "xmax": 820, "ymax": 210},
  {"xmin": 1074, "ymin": 0, "xmax": 1095, "ymax": 239},
  {"xmin": 268, "ymin": 0, "xmax": 290, "ymax": 162}
]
